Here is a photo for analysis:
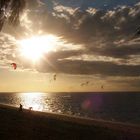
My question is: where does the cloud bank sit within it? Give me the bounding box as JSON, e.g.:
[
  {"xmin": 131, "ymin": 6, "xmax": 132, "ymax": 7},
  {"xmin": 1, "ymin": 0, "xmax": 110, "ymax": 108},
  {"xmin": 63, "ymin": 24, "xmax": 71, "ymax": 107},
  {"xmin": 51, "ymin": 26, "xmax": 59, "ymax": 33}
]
[{"xmin": 1, "ymin": 1, "xmax": 140, "ymax": 79}]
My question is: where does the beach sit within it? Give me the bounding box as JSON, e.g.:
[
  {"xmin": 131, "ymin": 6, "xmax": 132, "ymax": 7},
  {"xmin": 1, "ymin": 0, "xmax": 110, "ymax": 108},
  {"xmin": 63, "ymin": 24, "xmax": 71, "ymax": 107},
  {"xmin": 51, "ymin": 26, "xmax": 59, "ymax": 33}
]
[{"xmin": 0, "ymin": 104, "xmax": 140, "ymax": 140}]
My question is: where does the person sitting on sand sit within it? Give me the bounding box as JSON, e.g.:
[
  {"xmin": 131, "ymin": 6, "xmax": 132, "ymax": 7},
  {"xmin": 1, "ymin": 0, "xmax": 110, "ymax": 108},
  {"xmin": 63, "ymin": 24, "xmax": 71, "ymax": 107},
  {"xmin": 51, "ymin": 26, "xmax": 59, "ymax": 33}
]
[{"xmin": 19, "ymin": 104, "xmax": 23, "ymax": 112}]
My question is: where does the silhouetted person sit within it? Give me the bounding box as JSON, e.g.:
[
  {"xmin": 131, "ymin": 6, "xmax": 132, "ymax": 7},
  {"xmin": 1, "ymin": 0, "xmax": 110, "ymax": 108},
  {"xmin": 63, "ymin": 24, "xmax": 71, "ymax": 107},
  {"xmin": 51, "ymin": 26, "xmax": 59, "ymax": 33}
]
[{"xmin": 19, "ymin": 104, "xmax": 23, "ymax": 112}]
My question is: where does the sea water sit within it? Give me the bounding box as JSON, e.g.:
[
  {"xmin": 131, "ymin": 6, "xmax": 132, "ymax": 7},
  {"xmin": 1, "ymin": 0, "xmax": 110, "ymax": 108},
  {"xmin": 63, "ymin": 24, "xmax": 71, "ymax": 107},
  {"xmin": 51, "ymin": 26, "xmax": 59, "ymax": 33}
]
[{"xmin": 0, "ymin": 92, "xmax": 140, "ymax": 124}]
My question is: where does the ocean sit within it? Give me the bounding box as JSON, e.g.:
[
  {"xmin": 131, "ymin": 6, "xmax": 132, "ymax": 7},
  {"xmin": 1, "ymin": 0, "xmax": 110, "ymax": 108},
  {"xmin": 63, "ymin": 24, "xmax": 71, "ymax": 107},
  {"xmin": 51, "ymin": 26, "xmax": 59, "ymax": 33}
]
[{"xmin": 0, "ymin": 92, "xmax": 140, "ymax": 125}]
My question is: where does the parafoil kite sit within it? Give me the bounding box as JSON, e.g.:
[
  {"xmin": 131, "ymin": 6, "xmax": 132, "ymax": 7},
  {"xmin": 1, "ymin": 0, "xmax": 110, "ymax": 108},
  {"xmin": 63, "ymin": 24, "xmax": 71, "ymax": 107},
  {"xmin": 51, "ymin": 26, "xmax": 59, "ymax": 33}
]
[
  {"xmin": 11, "ymin": 63, "xmax": 17, "ymax": 70},
  {"xmin": 101, "ymin": 85, "xmax": 104, "ymax": 89},
  {"xmin": 53, "ymin": 74, "xmax": 56, "ymax": 80}
]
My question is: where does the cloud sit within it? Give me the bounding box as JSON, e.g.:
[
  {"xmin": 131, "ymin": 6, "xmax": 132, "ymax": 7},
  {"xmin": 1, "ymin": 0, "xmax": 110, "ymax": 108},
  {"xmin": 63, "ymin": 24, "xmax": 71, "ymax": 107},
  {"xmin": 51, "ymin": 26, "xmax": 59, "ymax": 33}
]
[
  {"xmin": 0, "ymin": 33, "xmax": 17, "ymax": 63},
  {"xmin": 1, "ymin": 1, "xmax": 140, "ymax": 78},
  {"xmin": 86, "ymin": 39, "xmax": 140, "ymax": 59},
  {"xmin": 35, "ymin": 2, "xmax": 140, "ymax": 76},
  {"xmin": 53, "ymin": 5, "xmax": 78, "ymax": 15},
  {"xmin": 36, "ymin": 58, "xmax": 140, "ymax": 76}
]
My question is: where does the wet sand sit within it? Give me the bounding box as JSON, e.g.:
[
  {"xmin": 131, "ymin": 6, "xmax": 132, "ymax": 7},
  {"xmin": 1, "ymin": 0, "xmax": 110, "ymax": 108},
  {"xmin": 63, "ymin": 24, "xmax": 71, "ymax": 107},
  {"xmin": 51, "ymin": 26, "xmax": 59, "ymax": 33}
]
[{"xmin": 0, "ymin": 104, "xmax": 140, "ymax": 140}]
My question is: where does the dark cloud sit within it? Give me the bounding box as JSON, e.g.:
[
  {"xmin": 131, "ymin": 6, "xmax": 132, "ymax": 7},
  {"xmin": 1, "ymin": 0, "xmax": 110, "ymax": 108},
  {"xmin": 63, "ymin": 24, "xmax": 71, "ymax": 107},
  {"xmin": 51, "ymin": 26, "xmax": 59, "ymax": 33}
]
[
  {"xmin": 45, "ymin": 50, "xmax": 82, "ymax": 61},
  {"xmin": 1, "ymin": 1, "xmax": 140, "ymax": 78},
  {"xmin": 37, "ymin": 3, "xmax": 140, "ymax": 59},
  {"xmin": 86, "ymin": 40, "xmax": 140, "ymax": 58},
  {"xmin": 34, "ymin": 2, "xmax": 140, "ymax": 76},
  {"xmin": 36, "ymin": 58, "xmax": 140, "ymax": 76},
  {"xmin": 42, "ymin": 3, "xmax": 140, "ymax": 43}
]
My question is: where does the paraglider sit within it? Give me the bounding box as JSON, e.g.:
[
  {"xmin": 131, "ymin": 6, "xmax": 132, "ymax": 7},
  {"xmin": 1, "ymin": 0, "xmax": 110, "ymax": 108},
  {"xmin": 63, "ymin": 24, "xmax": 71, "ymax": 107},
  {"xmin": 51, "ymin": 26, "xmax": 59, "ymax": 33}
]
[
  {"xmin": 80, "ymin": 83, "xmax": 85, "ymax": 87},
  {"xmin": 11, "ymin": 63, "xmax": 17, "ymax": 70},
  {"xmin": 80, "ymin": 81, "xmax": 89, "ymax": 86},
  {"xmin": 53, "ymin": 74, "xmax": 57, "ymax": 81},
  {"xmin": 101, "ymin": 85, "xmax": 104, "ymax": 89}
]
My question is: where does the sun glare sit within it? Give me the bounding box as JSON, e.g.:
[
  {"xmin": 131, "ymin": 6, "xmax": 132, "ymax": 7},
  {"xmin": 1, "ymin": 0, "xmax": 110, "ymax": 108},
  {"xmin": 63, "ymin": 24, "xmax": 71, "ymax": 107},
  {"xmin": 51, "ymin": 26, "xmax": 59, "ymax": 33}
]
[
  {"xmin": 18, "ymin": 35, "xmax": 59, "ymax": 62},
  {"xmin": 19, "ymin": 92, "xmax": 44, "ymax": 111}
]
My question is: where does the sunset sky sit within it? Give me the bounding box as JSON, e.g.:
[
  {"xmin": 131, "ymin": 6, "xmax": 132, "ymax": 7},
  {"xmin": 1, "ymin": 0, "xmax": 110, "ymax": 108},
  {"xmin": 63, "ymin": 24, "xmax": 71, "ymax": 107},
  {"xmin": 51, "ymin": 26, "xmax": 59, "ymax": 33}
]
[{"xmin": 0, "ymin": 0, "xmax": 140, "ymax": 92}]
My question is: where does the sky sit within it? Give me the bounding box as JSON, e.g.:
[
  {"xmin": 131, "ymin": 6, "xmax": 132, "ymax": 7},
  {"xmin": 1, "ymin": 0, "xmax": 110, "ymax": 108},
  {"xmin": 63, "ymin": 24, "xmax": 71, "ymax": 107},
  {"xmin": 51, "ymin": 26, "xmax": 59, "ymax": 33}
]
[{"xmin": 0, "ymin": 0, "xmax": 140, "ymax": 92}]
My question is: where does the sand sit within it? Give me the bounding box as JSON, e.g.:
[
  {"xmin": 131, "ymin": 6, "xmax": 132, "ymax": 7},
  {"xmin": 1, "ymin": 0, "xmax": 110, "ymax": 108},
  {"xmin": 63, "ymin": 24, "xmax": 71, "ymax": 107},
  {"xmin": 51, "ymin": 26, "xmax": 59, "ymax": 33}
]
[{"xmin": 0, "ymin": 104, "xmax": 140, "ymax": 140}]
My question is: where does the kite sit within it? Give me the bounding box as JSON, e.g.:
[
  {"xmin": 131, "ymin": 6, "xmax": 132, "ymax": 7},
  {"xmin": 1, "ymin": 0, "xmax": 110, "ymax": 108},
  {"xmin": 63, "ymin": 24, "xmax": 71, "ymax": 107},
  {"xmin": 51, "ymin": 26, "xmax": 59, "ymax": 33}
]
[
  {"xmin": 11, "ymin": 63, "xmax": 17, "ymax": 70},
  {"xmin": 101, "ymin": 85, "xmax": 104, "ymax": 89},
  {"xmin": 80, "ymin": 81, "xmax": 89, "ymax": 86},
  {"xmin": 53, "ymin": 74, "xmax": 57, "ymax": 81},
  {"xmin": 80, "ymin": 83, "xmax": 85, "ymax": 87}
]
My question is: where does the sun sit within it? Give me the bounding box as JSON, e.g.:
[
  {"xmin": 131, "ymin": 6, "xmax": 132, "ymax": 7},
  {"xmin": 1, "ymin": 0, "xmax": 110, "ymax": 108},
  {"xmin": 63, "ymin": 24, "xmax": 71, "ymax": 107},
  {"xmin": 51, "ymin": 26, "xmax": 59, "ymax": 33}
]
[{"xmin": 18, "ymin": 35, "xmax": 59, "ymax": 62}]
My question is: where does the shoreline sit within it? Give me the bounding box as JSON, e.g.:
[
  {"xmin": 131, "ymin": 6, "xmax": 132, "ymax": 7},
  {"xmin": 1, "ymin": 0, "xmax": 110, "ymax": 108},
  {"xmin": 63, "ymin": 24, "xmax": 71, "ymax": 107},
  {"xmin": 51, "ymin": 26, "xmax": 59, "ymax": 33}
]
[{"xmin": 0, "ymin": 104, "xmax": 140, "ymax": 140}]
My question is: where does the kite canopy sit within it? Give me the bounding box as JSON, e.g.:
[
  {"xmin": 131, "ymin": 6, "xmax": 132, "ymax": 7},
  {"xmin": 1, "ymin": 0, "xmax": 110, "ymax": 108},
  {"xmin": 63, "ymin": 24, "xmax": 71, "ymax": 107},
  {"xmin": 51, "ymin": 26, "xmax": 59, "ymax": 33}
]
[
  {"xmin": 53, "ymin": 74, "xmax": 56, "ymax": 80},
  {"xmin": 11, "ymin": 63, "xmax": 17, "ymax": 69},
  {"xmin": 101, "ymin": 85, "xmax": 104, "ymax": 89}
]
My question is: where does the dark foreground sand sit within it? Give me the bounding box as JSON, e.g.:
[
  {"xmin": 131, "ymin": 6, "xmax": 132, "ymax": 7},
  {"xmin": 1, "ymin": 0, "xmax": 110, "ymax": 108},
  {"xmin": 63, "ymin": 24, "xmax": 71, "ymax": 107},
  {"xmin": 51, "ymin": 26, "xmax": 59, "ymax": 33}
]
[{"xmin": 0, "ymin": 104, "xmax": 140, "ymax": 140}]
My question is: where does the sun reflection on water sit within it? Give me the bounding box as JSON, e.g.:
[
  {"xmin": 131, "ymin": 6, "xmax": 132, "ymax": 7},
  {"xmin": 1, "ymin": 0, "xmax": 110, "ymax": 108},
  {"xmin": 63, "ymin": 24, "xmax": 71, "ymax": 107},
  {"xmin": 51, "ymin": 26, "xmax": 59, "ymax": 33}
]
[{"xmin": 18, "ymin": 92, "xmax": 46, "ymax": 111}]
